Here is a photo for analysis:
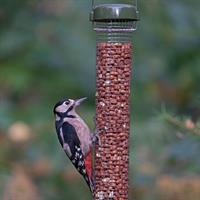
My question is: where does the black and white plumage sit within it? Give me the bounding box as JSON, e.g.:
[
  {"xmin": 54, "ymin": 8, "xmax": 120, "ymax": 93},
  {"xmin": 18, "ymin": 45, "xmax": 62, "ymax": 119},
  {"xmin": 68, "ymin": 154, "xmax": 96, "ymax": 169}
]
[{"xmin": 53, "ymin": 98, "xmax": 94, "ymax": 192}]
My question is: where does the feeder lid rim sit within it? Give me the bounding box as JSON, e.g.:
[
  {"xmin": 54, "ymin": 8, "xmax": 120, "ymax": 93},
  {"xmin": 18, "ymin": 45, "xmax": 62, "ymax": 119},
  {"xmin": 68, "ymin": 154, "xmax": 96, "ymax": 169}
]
[{"xmin": 90, "ymin": 4, "xmax": 139, "ymax": 22}]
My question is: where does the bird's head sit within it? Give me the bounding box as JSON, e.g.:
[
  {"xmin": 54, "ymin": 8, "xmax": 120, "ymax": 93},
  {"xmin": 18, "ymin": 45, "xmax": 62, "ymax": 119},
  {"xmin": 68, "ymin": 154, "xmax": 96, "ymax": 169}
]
[{"xmin": 53, "ymin": 97, "xmax": 87, "ymax": 119}]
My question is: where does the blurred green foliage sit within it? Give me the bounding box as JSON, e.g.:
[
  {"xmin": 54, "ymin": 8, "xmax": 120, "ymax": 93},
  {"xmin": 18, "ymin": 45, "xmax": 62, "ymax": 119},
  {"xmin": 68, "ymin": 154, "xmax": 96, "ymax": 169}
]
[{"xmin": 0, "ymin": 0, "xmax": 200, "ymax": 199}]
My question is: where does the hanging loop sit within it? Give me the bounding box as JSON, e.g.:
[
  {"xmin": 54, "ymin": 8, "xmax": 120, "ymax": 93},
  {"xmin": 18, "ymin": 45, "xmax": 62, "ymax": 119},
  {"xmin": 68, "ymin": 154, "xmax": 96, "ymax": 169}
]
[
  {"xmin": 135, "ymin": 0, "xmax": 138, "ymax": 10},
  {"xmin": 92, "ymin": 0, "xmax": 95, "ymax": 9}
]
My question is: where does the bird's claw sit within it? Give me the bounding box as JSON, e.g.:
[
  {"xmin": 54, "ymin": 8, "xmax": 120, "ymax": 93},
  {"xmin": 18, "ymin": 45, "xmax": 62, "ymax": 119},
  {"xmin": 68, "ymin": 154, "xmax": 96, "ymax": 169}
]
[{"xmin": 92, "ymin": 128, "xmax": 102, "ymax": 146}]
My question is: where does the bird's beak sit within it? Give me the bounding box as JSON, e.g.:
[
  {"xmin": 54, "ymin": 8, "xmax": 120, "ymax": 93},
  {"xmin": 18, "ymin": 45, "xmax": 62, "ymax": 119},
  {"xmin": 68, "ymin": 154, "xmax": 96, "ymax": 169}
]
[{"xmin": 74, "ymin": 97, "xmax": 87, "ymax": 106}]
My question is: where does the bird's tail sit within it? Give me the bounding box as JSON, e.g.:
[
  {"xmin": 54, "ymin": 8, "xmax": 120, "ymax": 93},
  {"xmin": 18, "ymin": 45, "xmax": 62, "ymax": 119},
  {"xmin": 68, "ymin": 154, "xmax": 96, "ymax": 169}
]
[{"xmin": 84, "ymin": 175, "xmax": 94, "ymax": 193}]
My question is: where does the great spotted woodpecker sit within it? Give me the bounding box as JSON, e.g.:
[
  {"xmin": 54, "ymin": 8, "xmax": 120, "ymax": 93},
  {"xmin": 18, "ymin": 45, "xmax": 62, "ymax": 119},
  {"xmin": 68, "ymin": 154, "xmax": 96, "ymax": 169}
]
[{"xmin": 53, "ymin": 97, "xmax": 96, "ymax": 192}]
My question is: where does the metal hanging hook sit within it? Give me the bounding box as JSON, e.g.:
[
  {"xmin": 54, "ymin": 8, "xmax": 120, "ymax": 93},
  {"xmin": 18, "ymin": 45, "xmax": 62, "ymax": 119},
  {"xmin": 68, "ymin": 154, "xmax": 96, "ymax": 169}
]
[
  {"xmin": 92, "ymin": 0, "xmax": 94, "ymax": 9},
  {"xmin": 136, "ymin": 0, "xmax": 138, "ymax": 10}
]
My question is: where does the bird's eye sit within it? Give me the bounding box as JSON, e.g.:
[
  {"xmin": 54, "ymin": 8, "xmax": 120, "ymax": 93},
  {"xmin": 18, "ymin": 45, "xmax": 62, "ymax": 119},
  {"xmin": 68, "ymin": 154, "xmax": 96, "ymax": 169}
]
[{"xmin": 65, "ymin": 101, "xmax": 69, "ymax": 105}]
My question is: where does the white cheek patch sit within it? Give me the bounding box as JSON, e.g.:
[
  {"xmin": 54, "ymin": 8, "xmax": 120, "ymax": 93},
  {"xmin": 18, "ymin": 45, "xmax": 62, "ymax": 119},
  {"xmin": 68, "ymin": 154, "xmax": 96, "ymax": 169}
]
[{"xmin": 56, "ymin": 104, "xmax": 68, "ymax": 113}]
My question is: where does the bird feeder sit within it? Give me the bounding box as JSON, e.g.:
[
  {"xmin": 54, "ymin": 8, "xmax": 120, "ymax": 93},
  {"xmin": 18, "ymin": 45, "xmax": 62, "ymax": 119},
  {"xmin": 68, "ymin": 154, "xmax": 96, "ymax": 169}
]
[{"xmin": 90, "ymin": 1, "xmax": 139, "ymax": 199}]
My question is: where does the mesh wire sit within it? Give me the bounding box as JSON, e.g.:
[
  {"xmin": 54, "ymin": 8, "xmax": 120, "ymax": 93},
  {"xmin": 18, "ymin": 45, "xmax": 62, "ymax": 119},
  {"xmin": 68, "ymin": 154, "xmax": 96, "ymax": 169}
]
[{"xmin": 94, "ymin": 41, "xmax": 132, "ymax": 200}]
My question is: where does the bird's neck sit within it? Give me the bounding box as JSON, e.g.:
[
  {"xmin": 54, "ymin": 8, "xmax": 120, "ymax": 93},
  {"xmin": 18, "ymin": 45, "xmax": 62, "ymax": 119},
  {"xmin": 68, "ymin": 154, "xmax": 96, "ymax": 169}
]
[
  {"xmin": 56, "ymin": 109, "xmax": 78, "ymax": 120},
  {"xmin": 66, "ymin": 109, "xmax": 78, "ymax": 119},
  {"xmin": 55, "ymin": 115, "xmax": 63, "ymax": 130}
]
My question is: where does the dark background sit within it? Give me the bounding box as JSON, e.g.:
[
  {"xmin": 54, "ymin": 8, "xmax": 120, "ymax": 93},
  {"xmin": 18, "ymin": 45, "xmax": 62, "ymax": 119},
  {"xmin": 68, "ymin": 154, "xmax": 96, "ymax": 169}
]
[{"xmin": 0, "ymin": 0, "xmax": 200, "ymax": 199}]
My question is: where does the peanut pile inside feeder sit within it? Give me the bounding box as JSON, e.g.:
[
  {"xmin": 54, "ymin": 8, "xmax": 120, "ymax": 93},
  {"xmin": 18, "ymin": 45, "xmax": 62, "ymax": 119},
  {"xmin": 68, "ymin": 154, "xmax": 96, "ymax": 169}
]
[{"xmin": 95, "ymin": 42, "xmax": 132, "ymax": 200}]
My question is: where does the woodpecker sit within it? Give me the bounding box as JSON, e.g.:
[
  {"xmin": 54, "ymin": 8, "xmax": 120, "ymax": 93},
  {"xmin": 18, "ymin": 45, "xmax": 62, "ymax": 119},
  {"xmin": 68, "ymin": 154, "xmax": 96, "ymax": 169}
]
[{"xmin": 53, "ymin": 97, "xmax": 95, "ymax": 192}]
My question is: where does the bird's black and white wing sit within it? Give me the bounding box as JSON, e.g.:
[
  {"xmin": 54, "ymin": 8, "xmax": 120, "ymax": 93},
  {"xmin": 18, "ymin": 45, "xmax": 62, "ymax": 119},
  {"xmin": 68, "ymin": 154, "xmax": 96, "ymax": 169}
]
[{"xmin": 55, "ymin": 122, "xmax": 93, "ymax": 191}]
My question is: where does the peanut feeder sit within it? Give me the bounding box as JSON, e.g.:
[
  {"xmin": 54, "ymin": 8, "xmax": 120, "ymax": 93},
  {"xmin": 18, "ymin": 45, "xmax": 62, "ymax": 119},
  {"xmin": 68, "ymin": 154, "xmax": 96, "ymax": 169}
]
[{"xmin": 90, "ymin": 2, "xmax": 139, "ymax": 200}]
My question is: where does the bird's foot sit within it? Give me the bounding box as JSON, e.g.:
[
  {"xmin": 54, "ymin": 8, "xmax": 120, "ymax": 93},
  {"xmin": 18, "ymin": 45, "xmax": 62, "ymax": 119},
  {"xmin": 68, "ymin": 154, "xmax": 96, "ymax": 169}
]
[{"xmin": 92, "ymin": 128, "xmax": 102, "ymax": 146}]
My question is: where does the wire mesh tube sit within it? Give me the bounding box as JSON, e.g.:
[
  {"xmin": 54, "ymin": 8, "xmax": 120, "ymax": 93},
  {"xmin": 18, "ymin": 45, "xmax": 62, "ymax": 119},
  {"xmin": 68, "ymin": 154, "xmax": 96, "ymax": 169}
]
[
  {"xmin": 90, "ymin": 2, "xmax": 139, "ymax": 198},
  {"xmin": 94, "ymin": 26, "xmax": 133, "ymax": 199}
]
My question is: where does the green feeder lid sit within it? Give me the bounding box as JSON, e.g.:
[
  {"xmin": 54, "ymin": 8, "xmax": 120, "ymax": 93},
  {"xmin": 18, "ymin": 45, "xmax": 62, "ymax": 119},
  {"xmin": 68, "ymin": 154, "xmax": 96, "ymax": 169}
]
[{"xmin": 90, "ymin": 4, "xmax": 139, "ymax": 22}]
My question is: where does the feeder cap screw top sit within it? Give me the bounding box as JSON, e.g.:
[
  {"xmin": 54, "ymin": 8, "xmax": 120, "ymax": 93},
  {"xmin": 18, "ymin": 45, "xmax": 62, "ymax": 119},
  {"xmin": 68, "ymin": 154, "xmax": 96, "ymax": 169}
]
[{"xmin": 90, "ymin": 4, "xmax": 139, "ymax": 22}]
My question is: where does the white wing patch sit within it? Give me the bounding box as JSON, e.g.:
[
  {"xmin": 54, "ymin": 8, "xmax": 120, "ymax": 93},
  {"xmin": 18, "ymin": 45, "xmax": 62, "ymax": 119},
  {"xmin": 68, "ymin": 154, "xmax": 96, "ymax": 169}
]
[
  {"xmin": 78, "ymin": 160, "xmax": 84, "ymax": 167},
  {"xmin": 63, "ymin": 143, "xmax": 72, "ymax": 157}
]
